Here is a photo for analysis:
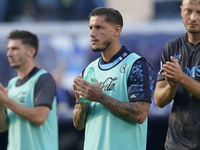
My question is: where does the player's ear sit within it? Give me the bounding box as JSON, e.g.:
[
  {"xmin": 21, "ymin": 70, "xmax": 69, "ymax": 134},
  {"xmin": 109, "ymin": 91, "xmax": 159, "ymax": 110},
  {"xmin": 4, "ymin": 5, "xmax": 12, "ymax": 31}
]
[
  {"xmin": 114, "ymin": 25, "xmax": 122, "ymax": 37},
  {"xmin": 180, "ymin": 5, "xmax": 183, "ymax": 18},
  {"xmin": 28, "ymin": 47, "xmax": 36, "ymax": 58}
]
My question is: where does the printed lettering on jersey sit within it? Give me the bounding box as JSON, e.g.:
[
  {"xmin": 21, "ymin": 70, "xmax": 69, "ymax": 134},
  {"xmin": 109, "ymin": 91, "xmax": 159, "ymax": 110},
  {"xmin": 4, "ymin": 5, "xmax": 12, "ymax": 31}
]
[
  {"xmin": 185, "ymin": 65, "xmax": 200, "ymax": 77},
  {"xmin": 173, "ymin": 54, "xmax": 181, "ymax": 60},
  {"xmin": 9, "ymin": 91, "xmax": 26, "ymax": 103},
  {"xmin": 100, "ymin": 77, "xmax": 118, "ymax": 91},
  {"xmin": 9, "ymin": 80, "xmax": 34, "ymax": 104}
]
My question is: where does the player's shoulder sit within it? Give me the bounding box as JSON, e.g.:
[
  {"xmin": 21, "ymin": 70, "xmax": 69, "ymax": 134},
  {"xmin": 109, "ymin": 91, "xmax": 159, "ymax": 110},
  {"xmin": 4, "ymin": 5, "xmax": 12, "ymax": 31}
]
[
  {"xmin": 133, "ymin": 58, "xmax": 154, "ymax": 72},
  {"xmin": 162, "ymin": 33, "xmax": 186, "ymax": 55},
  {"xmin": 8, "ymin": 76, "xmax": 19, "ymax": 87},
  {"xmin": 38, "ymin": 72, "xmax": 54, "ymax": 81},
  {"xmin": 165, "ymin": 33, "xmax": 186, "ymax": 47},
  {"xmin": 37, "ymin": 71, "xmax": 56, "ymax": 86}
]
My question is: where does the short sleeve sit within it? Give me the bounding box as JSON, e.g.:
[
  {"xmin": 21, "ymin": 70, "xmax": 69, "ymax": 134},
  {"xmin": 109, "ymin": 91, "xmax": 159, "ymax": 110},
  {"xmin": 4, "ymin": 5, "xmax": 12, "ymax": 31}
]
[
  {"xmin": 34, "ymin": 73, "xmax": 56, "ymax": 109},
  {"xmin": 127, "ymin": 59, "xmax": 154, "ymax": 103}
]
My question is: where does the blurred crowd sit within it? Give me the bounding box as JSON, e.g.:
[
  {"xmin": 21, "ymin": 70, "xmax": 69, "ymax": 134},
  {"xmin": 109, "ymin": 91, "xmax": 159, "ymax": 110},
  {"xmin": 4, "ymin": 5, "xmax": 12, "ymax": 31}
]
[
  {"xmin": 0, "ymin": 0, "xmax": 183, "ymax": 22},
  {"xmin": 0, "ymin": 0, "xmax": 104, "ymax": 22}
]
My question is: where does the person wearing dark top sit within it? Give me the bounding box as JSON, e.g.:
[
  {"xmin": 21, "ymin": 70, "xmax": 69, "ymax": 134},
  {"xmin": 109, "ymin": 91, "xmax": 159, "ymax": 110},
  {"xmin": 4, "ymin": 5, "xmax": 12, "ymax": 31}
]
[
  {"xmin": 0, "ymin": 53, "xmax": 16, "ymax": 87},
  {"xmin": 72, "ymin": 7, "xmax": 154, "ymax": 150},
  {"xmin": 0, "ymin": 30, "xmax": 58, "ymax": 150},
  {"xmin": 154, "ymin": 0, "xmax": 200, "ymax": 149}
]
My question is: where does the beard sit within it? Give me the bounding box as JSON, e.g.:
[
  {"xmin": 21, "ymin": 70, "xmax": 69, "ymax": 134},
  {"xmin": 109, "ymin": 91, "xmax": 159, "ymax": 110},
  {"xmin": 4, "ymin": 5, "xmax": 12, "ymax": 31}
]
[
  {"xmin": 10, "ymin": 62, "xmax": 21, "ymax": 69},
  {"xmin": 186, "ymin": 23, "xmax": 200, "ymax": 34},
  {"xmin": 9, "ymin": 56, "xmax": 26, "ymax": 69},
  {"xmin": 188, "ymin": 29, "xmax": 200, "ymax": 34},
  {"xmin": 92, "ymin": 39, "xmax": 112, "ymax": 52},
  {"xmin": 10, "ymin": 65, "xmax": 20, "ymax": 69}
]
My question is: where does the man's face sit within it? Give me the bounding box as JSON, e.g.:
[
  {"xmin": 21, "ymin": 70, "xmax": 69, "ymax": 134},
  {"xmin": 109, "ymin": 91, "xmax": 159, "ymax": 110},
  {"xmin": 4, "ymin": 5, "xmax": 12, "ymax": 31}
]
[
  {"xmin": 89, "ymin": 15, "xmax": 116, "ymax": 52},
  {"xmin": 7, "ymin": 39, "xmax": 30, "ymax": 69},
  {"xmin": 181, "ymin": 0, "xmax": 200, "ymax": 34}
]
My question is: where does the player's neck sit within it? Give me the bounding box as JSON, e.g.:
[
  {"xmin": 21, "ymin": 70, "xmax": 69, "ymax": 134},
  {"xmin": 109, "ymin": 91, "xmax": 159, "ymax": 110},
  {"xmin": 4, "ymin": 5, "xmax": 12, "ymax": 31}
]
[
  {"xmin": 17, "ymin": 62, "xmax": 36, "ymax": 80},
  {"xmin": 188, "ymin": 33, "xmax": 200, "ymax": 45},
  {"xmin": 101, "ymin": 42, "xmax": 122, "ymax": 63}
]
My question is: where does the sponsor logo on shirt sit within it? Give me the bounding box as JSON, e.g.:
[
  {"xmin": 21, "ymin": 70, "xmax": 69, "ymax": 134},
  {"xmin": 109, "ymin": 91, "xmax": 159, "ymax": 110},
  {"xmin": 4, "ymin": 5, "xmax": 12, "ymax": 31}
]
[
  {"xmin": 100, "ymin": 77, "xmax": 118, "ymax": 91},
  {"xmin": 173, "ymin": 54, "xmax": 200, "ymax": 78},
  {"xmin": 185, "ymin": 66, "xmax": 200, "ymax": 77}
]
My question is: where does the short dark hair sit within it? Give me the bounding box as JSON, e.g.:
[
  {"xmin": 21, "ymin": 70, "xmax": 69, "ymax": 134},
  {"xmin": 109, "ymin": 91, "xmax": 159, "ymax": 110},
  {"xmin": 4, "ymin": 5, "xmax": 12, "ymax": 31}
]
[
  {"xmin": 182, "ymin": 0, "xmax": 200, "ymax": 4},
  {"xmin": 7, "ymin": 30, "xmax": 39, "ymax": 57},
  {"xmin": 89, "ymin": 7, "xmax": 123, "ymax": 28}
]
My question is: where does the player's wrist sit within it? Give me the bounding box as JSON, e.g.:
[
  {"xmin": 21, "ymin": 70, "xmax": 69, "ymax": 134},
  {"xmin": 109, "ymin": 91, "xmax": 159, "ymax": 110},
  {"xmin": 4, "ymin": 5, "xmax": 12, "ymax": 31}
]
[
  {"xmin": 178, "ymin": 72, "xmax": 186, "ymax": 84},
  {"xmin": 0, "ymin": 104, "xmax": 5, "ymax": 111}
]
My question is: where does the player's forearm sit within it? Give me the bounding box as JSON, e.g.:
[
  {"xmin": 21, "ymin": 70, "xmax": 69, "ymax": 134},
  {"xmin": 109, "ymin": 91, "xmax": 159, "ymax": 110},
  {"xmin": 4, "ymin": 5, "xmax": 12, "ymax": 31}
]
[
  {"xmin": 154, "ymin": 84, "xmax": 176, "ymax": 108},
  {"xmin": 4, "ymin": 99, "xmax": 49, "ymax": 126},
  {"xmin": 179, "ymin": 73, "xmax": 200, "ymax": 99},
  {"xmin": 73, "ymin": 104, "xmax": 89, "ymax": 130},
  {"xmin": 99, "ymin": 94, "xmax": 150, "ymax": 124},
  {"xmin": 0, "ymin": 107, "xmax": 8, "ymax": 132}
]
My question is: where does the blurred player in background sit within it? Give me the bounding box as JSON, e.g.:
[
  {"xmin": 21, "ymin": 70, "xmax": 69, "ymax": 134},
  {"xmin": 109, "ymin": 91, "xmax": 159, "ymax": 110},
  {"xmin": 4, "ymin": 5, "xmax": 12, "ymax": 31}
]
[
  {"xmin": 72, "ymin": 7, "xmax": 154, "ymax": 150},
  {"xmin": 154, "ymin": 0, "xmax": 200, "ymax": 149},
  {"xmin": 0, "ymin": 30, "xmax": 58, "ymax": 150}
]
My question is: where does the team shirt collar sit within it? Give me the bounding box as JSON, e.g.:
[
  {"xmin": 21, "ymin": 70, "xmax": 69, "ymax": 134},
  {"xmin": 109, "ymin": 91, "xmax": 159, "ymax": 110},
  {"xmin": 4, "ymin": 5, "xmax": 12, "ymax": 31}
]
[{"xmin": 99, "ymin": 46, "xmax": 131, "ymax": 70}]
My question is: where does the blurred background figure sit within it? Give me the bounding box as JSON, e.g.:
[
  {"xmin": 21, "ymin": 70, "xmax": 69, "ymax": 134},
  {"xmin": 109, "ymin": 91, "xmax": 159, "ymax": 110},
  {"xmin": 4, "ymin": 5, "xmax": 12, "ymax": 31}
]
[
  {"xmin": 0, "ymin": 53, "xmax": 16, "ymax": 87},
  {"xmin": 50, "ymin": 61, "xmax": 75, "ymax": 123},
  {"xmin": 0, "ymin": 0, "xmax": 185, "ymax": 150},
  {"xmin": 0, "ymin": 0, "xmax": 8, "ymax": 21},
  {"xmin": 0, "ymin": 30, "xmax": 58, "ymax": 150}
]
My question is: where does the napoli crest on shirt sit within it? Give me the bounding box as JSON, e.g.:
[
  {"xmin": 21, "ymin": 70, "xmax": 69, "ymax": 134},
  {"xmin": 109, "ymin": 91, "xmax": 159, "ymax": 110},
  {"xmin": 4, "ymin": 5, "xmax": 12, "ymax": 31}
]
[{"xmin": 119, "ymin": 64, "xmax": 127, "ymax": 73}]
